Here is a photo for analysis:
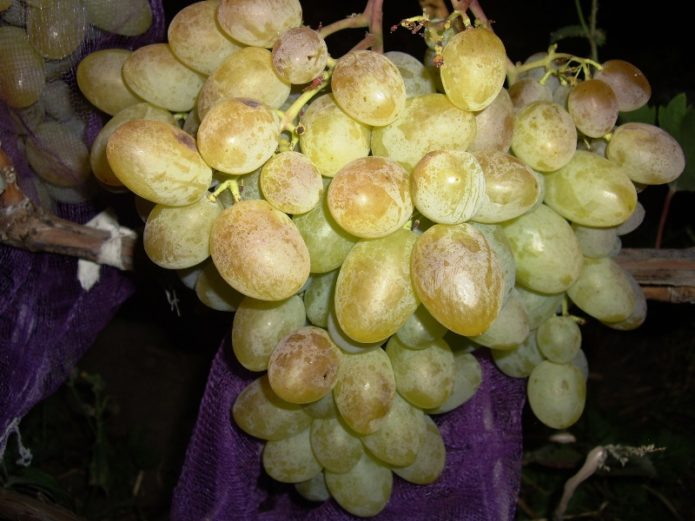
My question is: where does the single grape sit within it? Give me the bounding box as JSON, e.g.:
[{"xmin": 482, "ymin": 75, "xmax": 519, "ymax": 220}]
[
  {"xmin": 325, "ymin": 453, "xmax": 393, "ymax": 518},
  {"xmin": 27, "ymin": 0, "xmax": 86, "ymax": 60},
  {"xmin": 0, "ymin": 26, "xmax": 45, "ymax": 108},
  {"xmin": 271, "ymin": 26, "xmax": 328, "ymax": 84},
  {"xmin": 310, "ymin": 416, "xmax": 363, "ymax": 473},
  {"xmin": 396, "ymin": 305, "xmax": 448, "ymax": 349},
  {"xmin": 194, "ymin": 260, "xmax": 245, "ymax": 312},
  {"xmin": 217, "ymin": 0, "xmax": 303, "ymax": 48},
  {"xmin": 508, "ymin": 78, "xmax": 553, "ymax": 112},
  {"xmin": 515, "ymin": 286, "xmax": 564, "ymax": 330},
  {"xmin": 26, "ymin": 121, "xmax": 90, "ymax": 188},
  {"xmin": 383, "ymin": 50, "xmax": 437, "ymax": 98},
  {"xmin": 469, "ymin": 88, "xmax": 515, "ymax": 153},
  {"xmin": 491, "ymin": 331, "xmax": 544, "ymax": 378},
  {"xmin": 260, "ymin": 151, "xmax": 323, "ymax": 215},
  {"xmin": 304, "ymin": 270, "xmax": 338, "ymax": 327},
  {"xmin": 470, "ymin": 289, "xmax": 530, "ymax": 350},
  {"xmin": 536, "ymin": 315, "xmax": 581, "ymax": 363},
  {"xmin": 426, "ymin": 351, "xmax": 482, "ymax": 414},
  {"xmin": 262, "ymin": 428, "xmax": 322, "ymax": 483},
  {"xmin": 594, "ymin": 59, "xmax": 651, "ymax": 112},
  {"xmin": 567, "ymin": 78, "xmax": 619, "ymax": 138},
  {"xmin": 294, "ymin": 472, "xmax": 330, "ymax": 503},
  {"xmin": 527, "ymin": 360, "xmax": 586, "ymax": 429},
  {"xmin": 392, "ymin": 415, "xmax": 446, "ymax": 485},
  {"xmin": 83, "ymin": 0, "xmax": 152, "ymax": 36}
]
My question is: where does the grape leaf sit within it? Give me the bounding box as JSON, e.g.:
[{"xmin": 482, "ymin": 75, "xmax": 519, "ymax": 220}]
[
  {"xmin": 657, "ymin": 92, "xmax": 687, "ymax": 138},
  {"xmin": 550, "ymin": 24, "xmax": 606, "ymax": 46},
  {"xmin": 668, "ymin": 105, "xmax": 695, "ymax": 192},
  {"xmin": 618, "ymin": 104, "xmax": 656, "ymax": 125}
]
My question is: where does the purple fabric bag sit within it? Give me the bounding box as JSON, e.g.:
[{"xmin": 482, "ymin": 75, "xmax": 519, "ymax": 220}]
[{"xmin": 171, "ymin": 339, "xmax": 525, "ymax": 520}]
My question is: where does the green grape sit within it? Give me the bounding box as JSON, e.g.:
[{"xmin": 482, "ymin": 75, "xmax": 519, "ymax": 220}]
[
  {"xmin": 511, "ymin": 101, "xmax": 577, "ymax": 172},
  {"xmin": 572, "ymin": 223, "xmax": 621, "ymax": 258},
  {"xmin": 167, "ymin": 0, "xmax": 243, "ymax": 75},
  {"xmin": 197, "ymin": 97, "xmax": 281, "ymax": 175},
  {"xmin": 386, "ymin": 335, "xmax": 454, "ymax": 410},
  {"xmin": 334, "ymin": 230, "xmax": 418, "ymax": 344},
  {"xmin": 395, "ymin": 305, "xmax": 447, "ymax": 350},
  {"xmin": 527, "ymin": 361, "xmax": 586, "ymax": 429},
  {"xmin": 567, "ymin": 79, "xmax": 619, "ymax": 138},
  {"xmin": 371, "ymin": 93, "xmax": 476, "ymax": 172},
  {"xmin": 332, "ymin": 348, "xmax": 396, "ymax": 435},
  {"xmin": 304, "ymin": 269, "xmax": 338, "ymax": 327},
  {"xmin": 491, "ymin": 331, "xmax": 544, "ymax": 378},
  {"xmin": 26, "ymin": 121, "xmax": 90, "ymax": 188},
  {"xmin": 567, "ymin": 256, "xmax": 638, "ymax": 323},
  {"xmin": 197, "ymin": 47, "xmax": 290, "ymax": 119},
  {"xmin": 470, "ymin": 288, "xmax": 530, "ymax": 350},
  {"xmin": 76, "ymin": 49, "xmax": 142, "ymax": 116},
  {"xmin": 90, "ymin": 102, "xmax": 176, "ymax": 188},
  {"xmin": 411, "ymin": 223, "xmax": 504, "ymax": 336},
  {"xmin": 106, "ymin": 119, "xmax": 212, "ymax": 205},
  {"xmin": 268, "ymin": 326, "xmax": 341, "ymax": 404},
  {"xmin": 231, "ymin": 295, "xmax": 306, "ymax": 371},
  {"xmin": 571, "ymin": 348, "xmax": 589, "ymax": 381},
  {"xmin": 615, "ymin": 201, "xmax": 645, "ymax": 236},
  {"xmin": 515, "ymin": 286, "xmax": 564, "ymax": 330},
  {"xmin": 360, "ymin": 393, "xmax": 426, "ymax": 467},
  {"xmin": 327, "ymin": 156, "xmax": 412, "ymax": 239},
  {"xmin": 194, "ymin": 260, "xmax": 245, "ymax": 312},
  {"xmin": 41, "ymin": 80, "xmax": 74, "ymax": 122},
  {"xmin": 310, "ymin": 416, "xmax": 363, "ymax": 473},
  {"xmin": 410, "ymin": 150, "xmax": 485, "ymax": 225},
  {"xmin": 472, "ymin": 150, "xmax": 542, "ymax": 223},
  {"xmin": 209, "ymin": 200, "xmax": 310, "ymax": 301},
  {"xmin": 293, "ymin": 194, "xmax": 357, "ymax": 274},
  {"xmin": 217, "ymin": 0, "xmax": 303, "ymax": 48},
  {"xmin": 331, "ymin": 50, "xmax": 406, "ymax": 126},
  {"xmin": 271, "ymin": 26, "xmax": 328, "ymax": 84},
  {"xmin": 508, "ymin": 78, "xmax": 553, "ymax": 111},
  {"xmin": 440, "ymin": 26, "xmax": 507, "ymax": 111},
  {"xmin": 27, "ymin": 0, "xmax": 86, "ymax": 60},
  {"xmin": 326, "ymin": 310, "xmax": 383, "ymax": 354},
  {"xmin": 304, "ymin": 391, "xmax": 338, "ymax": 419},
  {"xmin": 232, "ymin": 375, "xmax": 312, "ymax": 440},
  {"xmin": 143, "ymin": 195, "xmax": 222, "ymax": 269},
  {"xmin": 603, "ymin": 270, "xmax": 647, "ymax": 331},
  {"xmin": 237, "ymin": 168, "xmax": 264, "ymax": 201},
  {"xmin": 0, "ymin": 26, "xmax": 45, "ymax": 108},
  {"xmin": 543, "ymin": 151, "xmax": 637, "ymax": 227},
  {"xmin": 83, "ymin": 0, "xmax": 152, "ymax": 36},
  {"xmin": 325, "ymin": 453, "xmax": 393, "ymax": 518},
  {"xmin": 298, "ymin": 94, "xmax": 371, "ymax": 177},
  {"xmin": 472, "ymin": 223, "xmax": 517, "ymax": 304},
  {"xmin": 594, "ymin": 59, "xmax": 651, "ymax": 112},
  {"xmin": 262, "ymin": 428, "xmax": 322, "ymax": 483},
  {"xmin": 295, "ymin": 472, "xmax": 330, "ymax": 502},
  {"xmin": 536, "ymin": 316, "xmax": 581, "ymax": 363},
  {"xmin": 469, "ymin": 88, "xmax": 514, "ymax": 153},
  {"xmin": 427, "ymin": 351, "xmax": 482, "ymax": 414},
  {"xmin": 606, "ymin": 122, "xmax": 686, "ymax": 185},
  {"xmin": 122, "ymin": 43, "xmax": 205, "ymax": 112},
  {"xmin": 383, "ymin": 51, "xmax": 437, "ymax": 98},
  {"xmin": 392, "ymin": 415, "xmax": 446, "ymax": 484},
  {"xmin": 501, "ymin": 204, "xmax": 583, "ymax": 294},
  {"xmin": 260, "ymin": 151, "xmax": 323, "ymax": 215}
]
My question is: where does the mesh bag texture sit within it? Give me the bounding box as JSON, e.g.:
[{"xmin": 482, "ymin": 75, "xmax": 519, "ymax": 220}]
[
  {"xmin": 0, "ymin": 0, "xmax": 165, "ymax": 455},
  {"xmin": 171, "ymin": 338, "xmax": 525, "ymax": 520}
]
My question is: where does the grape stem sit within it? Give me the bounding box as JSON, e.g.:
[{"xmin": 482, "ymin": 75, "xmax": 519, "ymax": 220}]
[
  {"xmin": 507, "ymin": 44, "xmax": 602, "ymax": 86},
  {"xmin": 318, "ymin": 0, "xmax": 384, "ymax": 53},
  {"xmin": 655, "ymin": 187, "xmax": 676, "ymax": 249}
]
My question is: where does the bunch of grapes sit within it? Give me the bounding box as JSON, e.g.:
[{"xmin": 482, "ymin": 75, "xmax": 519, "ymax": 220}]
[{"xmin": 72, "ymin": 0, "xmax": 684, "ymax": 516}]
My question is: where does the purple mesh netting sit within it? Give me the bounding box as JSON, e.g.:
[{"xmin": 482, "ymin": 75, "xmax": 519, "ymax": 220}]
[
  {"xmin": 0, "ymin": 0, "xmax": 165, "ymax": 454},
  {"xmin": 171, "ymin": 338, "xmax": 525, "ymax": 520}
]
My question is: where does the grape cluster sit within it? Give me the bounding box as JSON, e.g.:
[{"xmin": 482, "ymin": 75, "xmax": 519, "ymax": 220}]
[{"xmin": 70, "ymin": 0, "xmax": 684, "ymax": 517}]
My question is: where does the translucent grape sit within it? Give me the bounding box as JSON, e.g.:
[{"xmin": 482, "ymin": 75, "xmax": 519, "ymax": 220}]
[
  {"xmin": 567, "ymin": 79, "xmax": 619, "ymax": 138},
  {"xmin": 77, "ymin": 49, "xmax": 143, "ymax": 116},
  {"xmin": 331, "ymin": 50, "xmax": 406, "ymax": 126},
  {"xmin": 106, "ymin": 119, "xmax": 212, "ymax": 206},
  {"xmin": 383, "ymin": 51, "xmax": 437, "ymax": 98},
  {"xmin": 209, "ymin": 200, "xmax": 310, "ymax": 301},
  {"xmin": 440, "ymin": 27, "xmax": 507, "ymax": 111},
  {"xmin": 469, "ymin": 88, "xmax": 514, "ymax": 153},
  {"xmin": 194, "ymin": 260, "xmax": 245, "ymax": 312},
  {"xmin": 263, "ymin": 428, "xmax": 322, "ymax": 483},
  {"xmin": 572, "ymin": 223, "xmax": 621, "ymax": 258},
  {"xmin": 508, "ymin": 78, "xmax": 553, "ymax": 112},
  {"xmin": 310, "ymin": 417, "xmax": 363, "ymax": 473},
  {"xmin": 197, "ymin": 97, "xmax": 281, "ymax": 175},
  {"xmin": 217, "ymin": 0, "xmax": 303, "ymax": 48},
  {"xmin": 83, "ymin": 0, "xmax": 152, "ymax": 36},
  {"xmin": 27, "ymin": 0, "xmax": 86, "ymax": 60},
  {"xmin": 325, "ymin": 453, "xmax": 393, "ymax": 518},
  {"xmin": 260, "ymin": 151, "xmax": 323, "ymax": 215},
  {"xmin": 396, "ymin": 305, "xmax": 447, "ymax": 349},
  {"xmin": 515, "ymin": 286, "xmax": 564, "ymax": 330},
  {"xmin": 392, "ymin": 415, "xmax": 446, "ymax": 484},
  {"xmin": 271, "ymin": 26, "xmax": 328, "ymax": 84},
  {"xmin": 536, "ymin": 316, "xmax": 581, "ymax": 363},
  {"xmin": 527, "ymin": 361, "xmax": 586, "ymax": 429},
  {"xmin": 427, "ymin": 351, "xmax": 482, "ymax": 414},
  {"xmin": 472, "ymin": 223, "xmax": 517, "ymax": 304},
  {"xmin": 26, "ymin": 121, "xmax": 90, "ymax": 188},
  {"xmin": 0, "ymin": 26, "xmax": 45, "ymax": 108},
  {"xmin": 594, "ymin": 59, "xmax": 651, "ymax": 112},
  {"xmin": 304, "ymin": 270, "xmax": 338, "ymax": 327},
  {"xmin": 295, "ymin": 472, "xmax": 330, "ymax": 502},
  {"xmin": 470, "ymin": 289, "xmax": 530, "ymax": 350},
  {"xmin": 491, "ymin": 332, "xmax": 544, "ymax": 378}
]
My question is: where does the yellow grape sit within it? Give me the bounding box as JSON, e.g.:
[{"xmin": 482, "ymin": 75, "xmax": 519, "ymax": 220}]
[
  {"xmin": 332, "ymin": 348, "xmax": 396, "ymax": 435},
  {"xmin": 268, "ymin": 326, "xmax": 342, "ymax": 404},
  {"xmin": 83, "ymin": 0, "xmax": 152, "ymax": 36},
  {"xmin": 122, "ymin": 43, "xmax": 205, "ymax": 112},
  {"xmin": 143, "ymin": 195, "xmax": 222, "ymax": 270},
  {"xmin": 327, "ymin": 156, "xmax": 412, "ymax": 239},
  {"xmin": 410, "ymin": 150, "xmax": 485, "ymax": 225},
  {"xmin": 26, "ymin": 0, "xmax": 86, "ymax": 60},
  {"xmin": 440, "ymin": 26, "xmax": 507, "ymax": 111},
  {"xmin": 472, "ymin": 150, "xmax": 542, "ymax": 224},
  {"xmin": 511, "ymin": 101, "xmax": 577, "ymax": 172},
  {"xmin": 410, "ymin": 223, "xmax": 504, "ymax": 336},
  {"xmin": 90, "ymin": 103, "xmax": 176, "ymax": 188},
  {"xmin": 594, "ymin": 59, "xmax": 651, "ymax": 112},
  {"xmin": 334, "ymin": 229, "xmax": 419, "ymax": 344},
  {"xmin": 232, "ymin": 295, "xmax": 307, "ymax": 372},
  {"xmin": 472, "ymin": 223, "xmax": 518, "ymax": 305},
  {"xmin": 197, "ymin": 97, "xmax": 281, "ymax": 175},
  {"xmin": 384, "ymin": 51, "xmax": 437, "ymax": 98},
  {"xmin": 168, "ymin": 0, "xmax": 243, "ymax": 75},
  {"xmin": 197, "ymin": 46, "xmax": 290, "ymax": 119},
  {"xmin": 260, "ymin": 151, "xmax": 323, "ymax": 215},
  {"xmin": 0, "ymin": 26, "xmax": 45, "ymax": 108},
  {"xmin": 331, "ymin": 50, "xmax": 406, "ymax": 126},
  {"xmin": 262, "ymin": 428, "xmax": 322, "ymax": 483},
  {"xmin": 310, "ymin": 417, "xmax": 363, "ymax": 473},
  {"xmin": 106, "ymin": 119, "xmax": 212, "ymax": 205},
  {"xmin": 271, "ymin": 26, "xmax": 328, "ymax": 84},
  {"xmin": 77, "ymin": 49, "xmax": 143, "ymax": 116},
  {"xmin": 543, "ymin": 150, "xmax": 637, "ymax": 227},
  {"xmin": 217, "ymin": 0, "xmax": 303, "ymax": 48},
  {"xmin": 469, "ymin": 88, "xmax": 514, "ymax": 153},
  {"xmin": 501, "ymin": 204, "xmax": 583, "ymax": 294},
  {"xmin": 567, "ymin": 79, "xmax": 619, "ymax": 138},
  {"xmin": 508, "ymin": 78, "xmax": 553, "ymax": 112},
  {"xmin": 371, "ymin": 93, "xmax": 477, "ymax": 172},
  {"xmin": 232, "ymin": 375, "xmax": 312, "ymax": 440},
  {"xmin": 209, "ymin": 199, "xmax": 310, "ymax": 301},
  {"xmin": 298, "ymin": 94, "xmax": 371, "ymax": 177}
]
